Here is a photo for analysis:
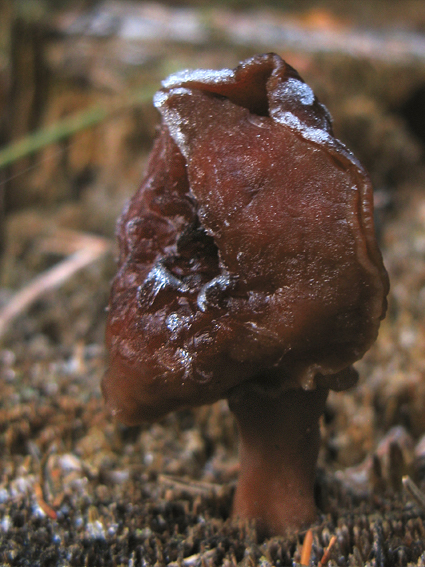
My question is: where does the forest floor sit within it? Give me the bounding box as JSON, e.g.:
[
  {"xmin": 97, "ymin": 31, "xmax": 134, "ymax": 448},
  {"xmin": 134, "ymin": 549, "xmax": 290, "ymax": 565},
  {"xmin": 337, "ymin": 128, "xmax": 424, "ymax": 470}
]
[{"xmin": 2, "ymin": 1, "xmax": 425, "ymax": 565}]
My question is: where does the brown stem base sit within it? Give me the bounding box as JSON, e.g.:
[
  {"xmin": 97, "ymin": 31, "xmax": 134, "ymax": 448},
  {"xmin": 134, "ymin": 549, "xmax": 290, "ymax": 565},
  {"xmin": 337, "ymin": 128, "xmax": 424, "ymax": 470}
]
[{"xmin": 229, "ymin": 385, "xmax": 329, "ymax": 538}]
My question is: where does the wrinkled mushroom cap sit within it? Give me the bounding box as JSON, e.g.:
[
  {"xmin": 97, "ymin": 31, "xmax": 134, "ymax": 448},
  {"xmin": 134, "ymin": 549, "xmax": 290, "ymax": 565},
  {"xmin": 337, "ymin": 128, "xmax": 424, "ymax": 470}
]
[{"xmin": 103, "ymin": 53, "xmax": 389, "ymax": 425}]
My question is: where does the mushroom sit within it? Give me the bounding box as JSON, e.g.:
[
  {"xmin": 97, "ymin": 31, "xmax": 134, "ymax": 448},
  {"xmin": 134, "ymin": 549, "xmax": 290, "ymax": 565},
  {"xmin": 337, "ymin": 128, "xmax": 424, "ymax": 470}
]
[{"xmin": 103, "ymin": 54, "xmax": 389, "ymax": 537}]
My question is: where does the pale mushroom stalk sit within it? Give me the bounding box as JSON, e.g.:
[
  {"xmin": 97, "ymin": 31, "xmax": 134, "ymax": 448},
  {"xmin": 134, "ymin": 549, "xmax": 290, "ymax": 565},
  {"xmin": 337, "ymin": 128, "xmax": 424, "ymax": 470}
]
[{"xmin": 229, "ymin": 385, "xmax": 328, "ymax": 537}]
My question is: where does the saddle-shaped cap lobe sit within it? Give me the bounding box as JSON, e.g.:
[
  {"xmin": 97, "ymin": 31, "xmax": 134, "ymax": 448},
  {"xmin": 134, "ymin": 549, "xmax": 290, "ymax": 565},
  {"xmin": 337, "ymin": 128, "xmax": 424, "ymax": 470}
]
[{"xmin": 103, "ymin": 53, "xmax": 388, "ymax": 425}]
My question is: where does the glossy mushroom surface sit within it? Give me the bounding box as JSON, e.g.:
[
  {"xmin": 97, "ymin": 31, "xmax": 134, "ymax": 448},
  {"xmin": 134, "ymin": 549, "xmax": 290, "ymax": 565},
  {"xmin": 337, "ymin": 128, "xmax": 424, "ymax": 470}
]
[{"xmin": 103, "ymin": 53, "xmax": 389, "ymax": 535}]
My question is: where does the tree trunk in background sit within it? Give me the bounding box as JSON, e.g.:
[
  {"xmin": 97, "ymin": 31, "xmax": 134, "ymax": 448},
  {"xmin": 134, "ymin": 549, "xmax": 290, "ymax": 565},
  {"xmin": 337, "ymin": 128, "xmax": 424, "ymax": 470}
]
[
  {"xmin": 4, "ymin": 10, "xmax": 48, "ymax": 211},
  {"xmin": 0, "ymin": 0, "xmax": 12, "ymax": 258}
]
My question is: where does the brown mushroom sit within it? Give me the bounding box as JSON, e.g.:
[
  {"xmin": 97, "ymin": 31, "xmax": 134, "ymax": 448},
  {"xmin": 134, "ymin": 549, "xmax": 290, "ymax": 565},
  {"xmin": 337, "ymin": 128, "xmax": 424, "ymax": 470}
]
[{"xmin": 103, "ymin": 54, "xmax": 389, "ymax": 537}]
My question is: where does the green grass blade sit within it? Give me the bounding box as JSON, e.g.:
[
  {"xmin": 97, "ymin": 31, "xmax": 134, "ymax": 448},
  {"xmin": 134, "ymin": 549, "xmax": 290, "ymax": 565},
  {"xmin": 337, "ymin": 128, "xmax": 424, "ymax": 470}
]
[{"xmin": 0, "ymin": 85, "xmax": 157, "ymax": 170}]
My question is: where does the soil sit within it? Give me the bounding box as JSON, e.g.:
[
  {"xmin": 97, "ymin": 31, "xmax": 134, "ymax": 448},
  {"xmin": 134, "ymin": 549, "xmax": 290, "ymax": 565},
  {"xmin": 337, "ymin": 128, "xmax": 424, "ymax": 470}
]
[{"xmin": 1, "ymin": 1, "xmax": 425, "ymax": 565}]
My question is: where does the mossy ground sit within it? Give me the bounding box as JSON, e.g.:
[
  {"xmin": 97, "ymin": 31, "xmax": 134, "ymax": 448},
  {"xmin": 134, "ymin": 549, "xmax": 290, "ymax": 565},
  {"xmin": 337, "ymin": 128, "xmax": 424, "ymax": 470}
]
[{"xmin": 1, "ymin": 1, "xmax": 425, "ymax": 564}]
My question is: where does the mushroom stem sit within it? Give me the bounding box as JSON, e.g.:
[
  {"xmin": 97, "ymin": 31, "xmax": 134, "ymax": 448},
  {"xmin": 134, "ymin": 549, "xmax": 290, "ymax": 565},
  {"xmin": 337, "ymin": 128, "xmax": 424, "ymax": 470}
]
[{"xmin": 229, "ymin": 384, "xmax": 329, "ymax": 538}]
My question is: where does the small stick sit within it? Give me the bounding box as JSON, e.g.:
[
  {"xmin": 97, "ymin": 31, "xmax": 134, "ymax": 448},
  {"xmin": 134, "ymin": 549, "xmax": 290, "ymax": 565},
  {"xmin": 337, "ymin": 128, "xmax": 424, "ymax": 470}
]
[
  {"xmin": 300, "ymin": 529, "xmax": 313, "ymax": 566},
  {"xmin": 167, "ymin": 549, "xmax": 216, "ymax": 567},
  {"xmin": 34, "ymin": 482, "xmax": 57, "ymax": 520},
  {"xmin": 318, "ymin": 535, "xmax": 337, "ymax": 566},
  {"xmin": 0, "ymin": 231, "xmax": 111, "ymax": 340},
  {"xmin": 158, "ymin": 473, "xmax": 225, "ymax": 496},
  {"xmin": 402, "ymin": 475, "xmax": 425, "ymax": 511}
]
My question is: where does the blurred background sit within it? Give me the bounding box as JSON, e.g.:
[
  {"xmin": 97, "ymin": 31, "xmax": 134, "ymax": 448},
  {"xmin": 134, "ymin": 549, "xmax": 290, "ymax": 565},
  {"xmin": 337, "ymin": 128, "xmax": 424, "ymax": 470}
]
[
  {"xmin": 2, "ymin": 2, "xmax": 425, "ymax": 563},
  {"xmin": 1, "ymin": 0, "xmax": 425, "ymax": 350}
]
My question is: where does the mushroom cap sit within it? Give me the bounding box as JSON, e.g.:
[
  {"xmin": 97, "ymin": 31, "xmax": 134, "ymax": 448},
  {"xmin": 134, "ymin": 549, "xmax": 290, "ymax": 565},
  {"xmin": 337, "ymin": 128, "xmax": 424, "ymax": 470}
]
[{"xmin": 103, "ymin": 53, "xmax": 389, "ymax": 425}]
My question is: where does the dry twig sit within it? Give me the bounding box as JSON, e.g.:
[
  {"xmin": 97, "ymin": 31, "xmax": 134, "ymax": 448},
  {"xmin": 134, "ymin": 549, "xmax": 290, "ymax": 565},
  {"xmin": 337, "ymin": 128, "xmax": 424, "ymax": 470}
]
[
  {"xmin": 300, "ymin": 529, "xmax": 313, "ymax": 567},
  {"xmin": 34, "ymin": 482, "xmax": 57, "ymax": 520},
  {"xmin": 158, "ymin": 473, "xmax": 226, "ymax": 496},
  {"xmin": 168, "ymin": 548, "xmax": 216, "ymax": 567},
  {"xmin": 319, "ymin": 535, "xmax": 337, "ymax": 566},
  {"xmin": 0, "ymin": 230, "xmax": 112, "ymax": 341},
  {"xmin": 402, "ymin": 475, "xmax": 425, "ymax": 511}
]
